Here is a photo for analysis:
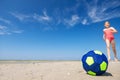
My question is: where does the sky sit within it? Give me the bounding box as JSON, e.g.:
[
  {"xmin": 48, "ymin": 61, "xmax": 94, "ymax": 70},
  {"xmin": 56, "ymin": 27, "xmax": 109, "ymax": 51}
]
[{"xmin": 0, "ymin": 0, "xmax": 120, "ymax": 60}]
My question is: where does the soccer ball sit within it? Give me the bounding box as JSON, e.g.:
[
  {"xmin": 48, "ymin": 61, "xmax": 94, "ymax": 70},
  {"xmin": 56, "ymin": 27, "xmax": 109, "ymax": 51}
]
[{"xmin": 82, "ymin": 50, "xmax": 108, "ymax": 76}]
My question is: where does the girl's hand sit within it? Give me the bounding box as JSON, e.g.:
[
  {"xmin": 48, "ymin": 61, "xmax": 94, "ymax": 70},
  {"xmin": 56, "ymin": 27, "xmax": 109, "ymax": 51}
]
[
  {"xmin": 103, "ymin": 34, "xmax": 105, "ymax": 41},
  {"xmin": 110, "ymin": 27, "xmax": 117, "ymax": 33}
]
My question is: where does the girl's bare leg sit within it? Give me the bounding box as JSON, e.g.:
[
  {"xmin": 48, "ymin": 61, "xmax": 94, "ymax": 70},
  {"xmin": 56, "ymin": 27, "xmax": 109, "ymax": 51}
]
[
  {"xmin": 111, "ymin": 40, "xmax": 118, "ymax": 61},
  {"xmin": 105, "ymin": 39, "xmax": 111, "ymax": 61}
]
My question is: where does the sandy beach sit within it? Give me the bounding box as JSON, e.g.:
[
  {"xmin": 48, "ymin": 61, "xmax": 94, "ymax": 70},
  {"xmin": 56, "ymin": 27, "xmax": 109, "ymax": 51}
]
[{"xmin": 0, "ymin": 61, "xmax": 120, "ymax": 80}]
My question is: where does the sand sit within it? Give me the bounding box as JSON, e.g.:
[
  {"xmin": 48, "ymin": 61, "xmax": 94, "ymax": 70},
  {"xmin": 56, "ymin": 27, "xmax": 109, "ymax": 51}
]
[{"xmin": 0, "ymin": 60, "xmax": 120, "ymax": 80}]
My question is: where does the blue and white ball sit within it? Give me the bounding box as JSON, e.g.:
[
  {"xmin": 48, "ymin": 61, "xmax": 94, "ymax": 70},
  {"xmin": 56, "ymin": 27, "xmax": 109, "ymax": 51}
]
[{"xmin": 82, "ymin": 50, "xmax": 108, "ymax": 76}]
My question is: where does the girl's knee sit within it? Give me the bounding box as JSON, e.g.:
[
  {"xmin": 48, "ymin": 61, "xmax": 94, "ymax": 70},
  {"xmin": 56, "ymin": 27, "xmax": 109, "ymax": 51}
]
[
  {"xmin": 107, "ymin": 46, "xmax": 110, "ymax": 49},
  {"xmin": 112, "ymin": 46, "xmax": 116, "ymax": 50}
]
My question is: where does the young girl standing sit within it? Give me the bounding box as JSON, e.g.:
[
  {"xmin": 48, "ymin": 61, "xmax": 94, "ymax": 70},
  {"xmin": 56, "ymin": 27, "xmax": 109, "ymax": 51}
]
[{"xmin": 103, "ymin": 21, "xmax": 118, "ymax": 61}]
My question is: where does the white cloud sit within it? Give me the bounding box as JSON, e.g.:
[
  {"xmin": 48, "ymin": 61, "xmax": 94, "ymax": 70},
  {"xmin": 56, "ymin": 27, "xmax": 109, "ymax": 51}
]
[
  {"xmin": 10, "ymin": 12, "xmax": 30, "ymax": 21},
  {"xmin": 33, "ymin": 11, "xmax": 51, "ymax": 22},
  {"xmin": 0, "ymin": 32, "xmax": 10, "ymax": 35},
  {"xmin": 64, "ymin": 15, "xmax": 80, "ymax": 27},
  {"xmin": 81, "ymin": 19, "xmax": 88, "ymax": 25},
  {"xmin": 0, "ymin": 25, "xmax": 7, "ymax": 30},
  {"xmin": 42, "ymin": 11, "xmax": 51, "ymax": 21},
  {"xmin": 0, "ymin": 25, "xmax": 23, "ymax": 35},
  {"xmin": 0, "ymin": 25, "xmax": 10, "ymax": 35},
  {"xmin": 86, "ymin": 0, "xmax": 120, "ymax": 23},
  {"xmin": 33, "ymin": 11, "xmax": 53, "ymax": 31},
  {"xmin": 11, "ymin": 11, "xmax": 51, "ymax": 22},
  {"xmin": 0, "ymin": 18, "xmax": 11, "ymax": 24},
  {"xmin": 10, "ymin": 11, "xmax": 54, "ymax": 31}
]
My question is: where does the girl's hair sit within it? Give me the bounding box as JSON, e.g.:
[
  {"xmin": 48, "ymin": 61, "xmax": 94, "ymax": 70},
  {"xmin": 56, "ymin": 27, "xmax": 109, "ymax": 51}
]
[{"xmin": 105, "ymin": 21, "xmax": 109, "ymax": 24}]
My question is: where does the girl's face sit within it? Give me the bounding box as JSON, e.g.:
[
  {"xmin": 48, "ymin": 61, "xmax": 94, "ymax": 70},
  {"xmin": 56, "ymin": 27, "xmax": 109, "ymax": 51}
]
[{"xmin": 104, "ymin": 21, "xmax": 110, "ymax": 28}]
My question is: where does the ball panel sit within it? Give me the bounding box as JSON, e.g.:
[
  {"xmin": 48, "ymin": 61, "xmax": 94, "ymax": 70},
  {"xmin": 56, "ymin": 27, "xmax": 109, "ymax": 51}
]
[
  {"xmin": 100, "ymin": 61, "xmax": 107, "ymax": 71},
  {"xmin": 86, "ymin": 57, "xmax": 94, "ymax": 66},
  {"xmin": 82, "ymin": 54, "xmax": 92, "ymax": 71},
  {"xmin": 94, "ymin": 50, "xmax": 102, "ymax": 55},
  {"xmin": 87, "ymin": 71, "xmax": 96, "ymax": 76}
]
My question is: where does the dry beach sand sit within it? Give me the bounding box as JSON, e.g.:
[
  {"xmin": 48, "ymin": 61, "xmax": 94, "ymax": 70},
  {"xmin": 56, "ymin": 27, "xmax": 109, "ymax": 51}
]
[{"xmin": 0, "ymin": 60, "xmax": 120, "ymax": 80}]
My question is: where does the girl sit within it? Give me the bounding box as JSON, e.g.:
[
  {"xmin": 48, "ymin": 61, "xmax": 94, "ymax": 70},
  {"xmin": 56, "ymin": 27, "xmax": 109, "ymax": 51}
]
[{"xmin": 103, "ymin": 21, "xmax": 118, "ymax": 61}]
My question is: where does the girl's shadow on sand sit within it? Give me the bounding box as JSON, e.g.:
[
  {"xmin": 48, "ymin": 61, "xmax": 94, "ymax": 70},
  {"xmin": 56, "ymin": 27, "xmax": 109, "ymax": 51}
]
[{"xmin": 101, "ymin": 72, "xmax": 113, "ymax": 76}]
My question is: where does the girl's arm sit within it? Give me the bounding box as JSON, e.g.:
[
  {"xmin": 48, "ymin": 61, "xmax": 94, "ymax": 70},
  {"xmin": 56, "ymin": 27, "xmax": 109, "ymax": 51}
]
[
  {"xmin": 103, "ymin": 34, "xmax": 105, "ymax": 41},
  {"xmin": 103, "ymin": 29, "xmax": 105, "ymax": 40},
  {"xmin": 110, "ymin": 27, "xmax": 118, "ymax": 33}
]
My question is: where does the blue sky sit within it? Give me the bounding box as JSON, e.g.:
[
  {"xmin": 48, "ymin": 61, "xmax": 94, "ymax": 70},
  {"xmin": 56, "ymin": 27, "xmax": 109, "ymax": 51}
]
[{"xmin": 0, "ymin": 0, "xmax": 120, "ymax": 60}]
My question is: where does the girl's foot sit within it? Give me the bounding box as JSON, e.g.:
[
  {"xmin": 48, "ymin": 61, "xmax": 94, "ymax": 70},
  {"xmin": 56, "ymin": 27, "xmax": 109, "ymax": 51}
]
[{"xmin": 114, "ymin": 58, "xmax": 118, "ymax": 62}]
